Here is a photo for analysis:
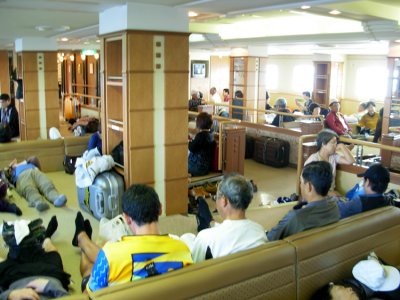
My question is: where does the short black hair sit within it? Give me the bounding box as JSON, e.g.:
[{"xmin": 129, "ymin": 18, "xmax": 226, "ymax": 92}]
[
  {"xmin": 217, "ymin": 173, "xmax": 253, "ymax": 210},
  {"xmin": 303, "ymin": 91, "xmax": 311, "ymax": 97},
  {"xmin": 0, "ymin": 94, "xmax": 10, "ymax": 101},
  {"xmin": 235, "ymin": 90, "xmax": 243, "ymax": 98},
  {"xmin": 316, "ymin": 129, "xmax": 339, "ymax": 151},
  {"xmin": 196, "ymin": 112, "xmax": 212, "ymax": 130},
  {"xmin": 366, "ymin": 100, "xmax": 376, "ymax": 108},
  {"xmin": 223, "ymin": 88, "xmax": 229, "ymax": 94},
  {"xmin": 310, "ymin": 279, "xmax": 366, "ymax": 300},
  {"xmin": 121, "ymin": 184, "xmax": 161, "ymax": 226},
  {"xmin": 302, "ymin": 161, "xmax": 332, "ymax": 196}
]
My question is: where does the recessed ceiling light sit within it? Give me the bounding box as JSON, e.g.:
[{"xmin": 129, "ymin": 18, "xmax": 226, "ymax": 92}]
[
  {"xmin": 54, "ymin": 25, "xmax": 70, "ymax": 32},
  {"xmin": 84, "ymin": 41, "xmax": 90, "ymax": 45},
  {"xmin": 96, "ymin": 39, "xmax": 101, "ymax": 43},
  {"xmin": 329, "ymin": 9, "xmax": 341, "ymax": 15},
  {"xmin": 35, "ymin": 25, "xmax": 51, "ymax": 32},
  {"xmin": 61, "ymin": 37, "xmax": 68, "ymax": 42},
  {"xmin": 188, "ymin": 11, "xmax": 198, "ymax": 17},
  {"xmin": 395, "ymin": 40, "xmax": 400, "ymax": 43},
  {"xmin": 301, "ymin": 5, "xmax": 311, "ymax": 9}
]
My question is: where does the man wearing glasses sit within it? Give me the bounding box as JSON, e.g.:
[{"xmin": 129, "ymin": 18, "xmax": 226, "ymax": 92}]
[{"xmin": 191, "ymin": 174, "xmax": 267, "ymax": 263}]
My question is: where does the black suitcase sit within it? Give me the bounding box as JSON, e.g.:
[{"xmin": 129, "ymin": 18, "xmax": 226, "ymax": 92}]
[
  {"xmin": 253, "ymin": 137, "xmax": 290, "ymax": 168},
  {"xmin": 245, "ymin": 135, "xmax": 255, "ymax": 159}
]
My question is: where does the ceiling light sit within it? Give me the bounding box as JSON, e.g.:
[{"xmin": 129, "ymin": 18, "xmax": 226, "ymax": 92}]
[
  {"xmin": 96, "ymin": 39, "xmax": 101, "ymax": 43},
  {"xmin": 81, "ymin": 54, "xmax": 86, "ymax": 60},
  {"xmin": 188, "ymin": 11, "xmax": 198, "ymax": 17},
  {"xmin": 84, "ymin": 41, "xmax": 90, "ymax": 45},
  {"xmin": 54, "ymin": 25, "xmax": 70, "ymax": 32},
  {"xmin": 61, "ymin": 37, "xmax": 68, "ymax": 42},
  {"xmin": 94, "ymin": 53, "xmax": 99, "ymax": 60},
  {"xmin": 35, "ymin": 25, "xmax": 52, "ymax": 32},
  {"xmin": 301, "ymin": 5, "xmax": 310, "ymax": 9},
  {"xmin": 329, "ymin": 10, "xmax": 341, "ymax": 15}
]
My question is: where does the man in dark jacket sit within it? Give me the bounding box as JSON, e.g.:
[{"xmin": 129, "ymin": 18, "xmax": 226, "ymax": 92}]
[
  {"xmin": 271, "ymin": 98, "xmax": 295, "ymax": 127},
  {"xmin": 338, "ymin": 163, "xmax": 391, "ymax": 219},
  {"xmin": 267, "ymin": 161, "xmax": 340, "ymax": 240},
  {"xmin": 0, "ymin": 93, "xmax": 19, "ymax": 138}
]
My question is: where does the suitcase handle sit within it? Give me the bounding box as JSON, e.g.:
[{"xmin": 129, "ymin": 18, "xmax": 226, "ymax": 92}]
[{"xmin": 96, "ymin": 192, "xmax": 104, "ymax": 214}]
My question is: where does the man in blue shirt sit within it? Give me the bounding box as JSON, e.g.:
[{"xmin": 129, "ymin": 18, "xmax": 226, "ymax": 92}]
[
  {"xmin": 267, "ymin": 161, "xmax": 340, "ymax": 241},
  {"xmin": 338, "ymin": 163, "xmax": 391, "ymax": 219}
]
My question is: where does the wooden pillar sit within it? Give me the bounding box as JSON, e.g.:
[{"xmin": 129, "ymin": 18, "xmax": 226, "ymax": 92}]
[
  {"xmin": 0, "ymin": 51, "xmax": 10, "ymax": 95},
  {"xmin": 100, "ymin": 3, "xmax": 189, "ymax": 215},
  {"xmin": 17, "ymin": 51, "xmax": 59, "ymax": 140}
]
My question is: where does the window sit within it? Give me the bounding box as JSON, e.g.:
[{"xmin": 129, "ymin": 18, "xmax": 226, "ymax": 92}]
[
  {"xmin": 292, "ymin": 65, "xmax": 314, "ymax": 93},
  {"xmin": 265, "ymin": 64, "xmax": 279, "ymax": 90},
  {"xmin": 356, "ymin": 66, "xmax": 387, "ymax": 100}
]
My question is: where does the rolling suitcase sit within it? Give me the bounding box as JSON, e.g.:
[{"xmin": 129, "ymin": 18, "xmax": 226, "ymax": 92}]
[
  {"xmin": 245, "ymin": 135, "xmax": 255, "ymax": 159},
  {"xmin": 253, "ymin": 137, "xmax": 290, "ymax": 168},
  {"xmin": 77, "ymin": 170, "xmax": 124, "ymax": 220}
]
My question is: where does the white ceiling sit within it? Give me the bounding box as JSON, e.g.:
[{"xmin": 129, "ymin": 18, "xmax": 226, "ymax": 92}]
[{"xmin": 0, "ymin": 0, "xmax": 399, "ymax": 55}]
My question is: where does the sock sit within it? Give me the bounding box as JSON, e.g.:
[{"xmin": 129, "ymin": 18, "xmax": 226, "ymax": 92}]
[
  {"xmin": 36, "ymin": 201, "xmax": 50, "ymax": 212},
  {"xmin": 84, "ymin": 219, "xmax": 93, "ymax": 240},
  {"xmin": 72, "ymin": 212, "xmax": 85, "ymax": 247},
  {"xmin": 54, "ymin": 194, "xmax": 67, "ymax": 207},
  {"xmin": 45, "ymin": 216, "xmax": 58, "ymax": 238},
  {"xmin": 197, "ymin": 197, "xmax": 213, "ymax": 232},
  {"xmin": 8, "ymin": 203, "xmax": 22, "ymax": 216}
]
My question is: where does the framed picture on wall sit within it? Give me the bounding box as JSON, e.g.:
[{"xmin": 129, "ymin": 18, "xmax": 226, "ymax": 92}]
[{"xmin": 191, "ymin": 60, "xmax": 208, "ymax": 78}]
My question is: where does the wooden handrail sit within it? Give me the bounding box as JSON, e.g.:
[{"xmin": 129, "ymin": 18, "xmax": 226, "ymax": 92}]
[{"xmin": 204, "ymin": 100, "xmax": 323, "ymax": 119}]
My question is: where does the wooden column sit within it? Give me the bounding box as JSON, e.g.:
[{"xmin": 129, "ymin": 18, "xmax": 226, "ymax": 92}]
[
  {"xmin": 0, "ymin": 51, "xmax": 10, "ymax": 95},
  {"xmin": 18, "ymin": 51, "xmax": 59, "ymax": 140}
]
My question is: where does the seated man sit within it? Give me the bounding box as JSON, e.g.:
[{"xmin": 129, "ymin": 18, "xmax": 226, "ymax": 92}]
[
  {"xmin": 338, "ymin": 163, "xmax": 391, "ymax": 219},
  {"xmin": 325, "ymin": 100, "xmax": 352, "ymax": 136},
  {"xmin": 271, "ymin": 98, "xmax": 295, "ymax": 127},
  {"xmin": 0, "ymin": 216, "xmax": 70, "ymax": 299},
  {"xmin": 74, "ymin": 184, "xmax": 193, "ymax": 295},
  {"xmin": 267, "ymin": 161, "xmax": 340, "ymax": 241},
  {"xmin": 191, "ymin": 174, "xmax": 267, "ymax": 262},
  {"xmin": 188, "ymin": 89, "xmax": 203, "ymax": 112},
  {"xmin": 8, "ymin": 157, "xmax": 67, "ymax": 211}
]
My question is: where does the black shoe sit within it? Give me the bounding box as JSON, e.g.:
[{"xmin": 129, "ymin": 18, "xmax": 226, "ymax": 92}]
[
  {"xmin": 196, "ymin": 197, "xmax": 213, "ymax": 232},
  {"xmin": 72, "ymin": 212, "xmax": 85, "ymax": 247}
]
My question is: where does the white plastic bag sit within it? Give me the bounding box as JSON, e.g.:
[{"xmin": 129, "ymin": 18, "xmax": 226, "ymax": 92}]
[{"xmin": 99, "ymin": 215, "xmax": 132, "ymax": 242}]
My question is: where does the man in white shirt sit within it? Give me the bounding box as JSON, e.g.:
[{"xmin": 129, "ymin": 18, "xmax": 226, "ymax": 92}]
[
  {"xmin": 210, "ymin": 87, "xmax": 228, "ymax": 117},
  {"xmin": 191, "ymin": 174, "xmax": 267, "ymax": 262}
]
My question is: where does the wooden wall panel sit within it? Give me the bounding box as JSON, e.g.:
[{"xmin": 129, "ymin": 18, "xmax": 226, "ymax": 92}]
[
  {"xmin": 24, "ymin": 73, "xmax": 38, "ymax": 92},
  {"xmin": 164, "ymin": 109, "xmax": 187, "ymax": 145},
  {"xmin": 23, "ymin": 91, "xmax": 39, "ymax": 110},
  {"xmin": 127, "ymin": 32, "xmax": 153, "ymax": 71},
  {"xmin": 128, "ymin": 110, "xmax": 154, "ymax": 148},
  {"xmin": 129, "ymin": 147, "xmax": 154, "ymax": 184},
  {"xmin": 0, "ymin": 51, "xmax": 10, "ymax": 95},
  {"xmin": 210, "ymin": 56, "xmax": 230, "ymax": 99},
  {"xmin": 44, "ymin": 52, "xmax": 58, "ymax": 72},
  {"xmin": 22, "ymin": 53, "xmax": 37, "ymax": 71},
  {"xmin": 164, "ymin": 74, "xmax": 187, "ymax": 109},
  {"xmin": 165, "ymin": 144, "xmax": 188, "ymax": 179},
  {"xmin": 164, "ymin": 35, "xmax": 189, "ymax": 71},
  {"xmin": 127, "ymin": 73, "xmax": 153, "ymax": 110},
  {"xmin": 25, "ymin": 110, "xmax": 40, "ymax": 128},
  {"xmin": 165, "ymin": 178, "xmax": 188, "ymax": 215}
]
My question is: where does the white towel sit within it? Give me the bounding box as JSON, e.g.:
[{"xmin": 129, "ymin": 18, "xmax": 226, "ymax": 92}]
[{"xmin": 1, "ymin": 220, "xmax": 31, "ymax": 245}]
